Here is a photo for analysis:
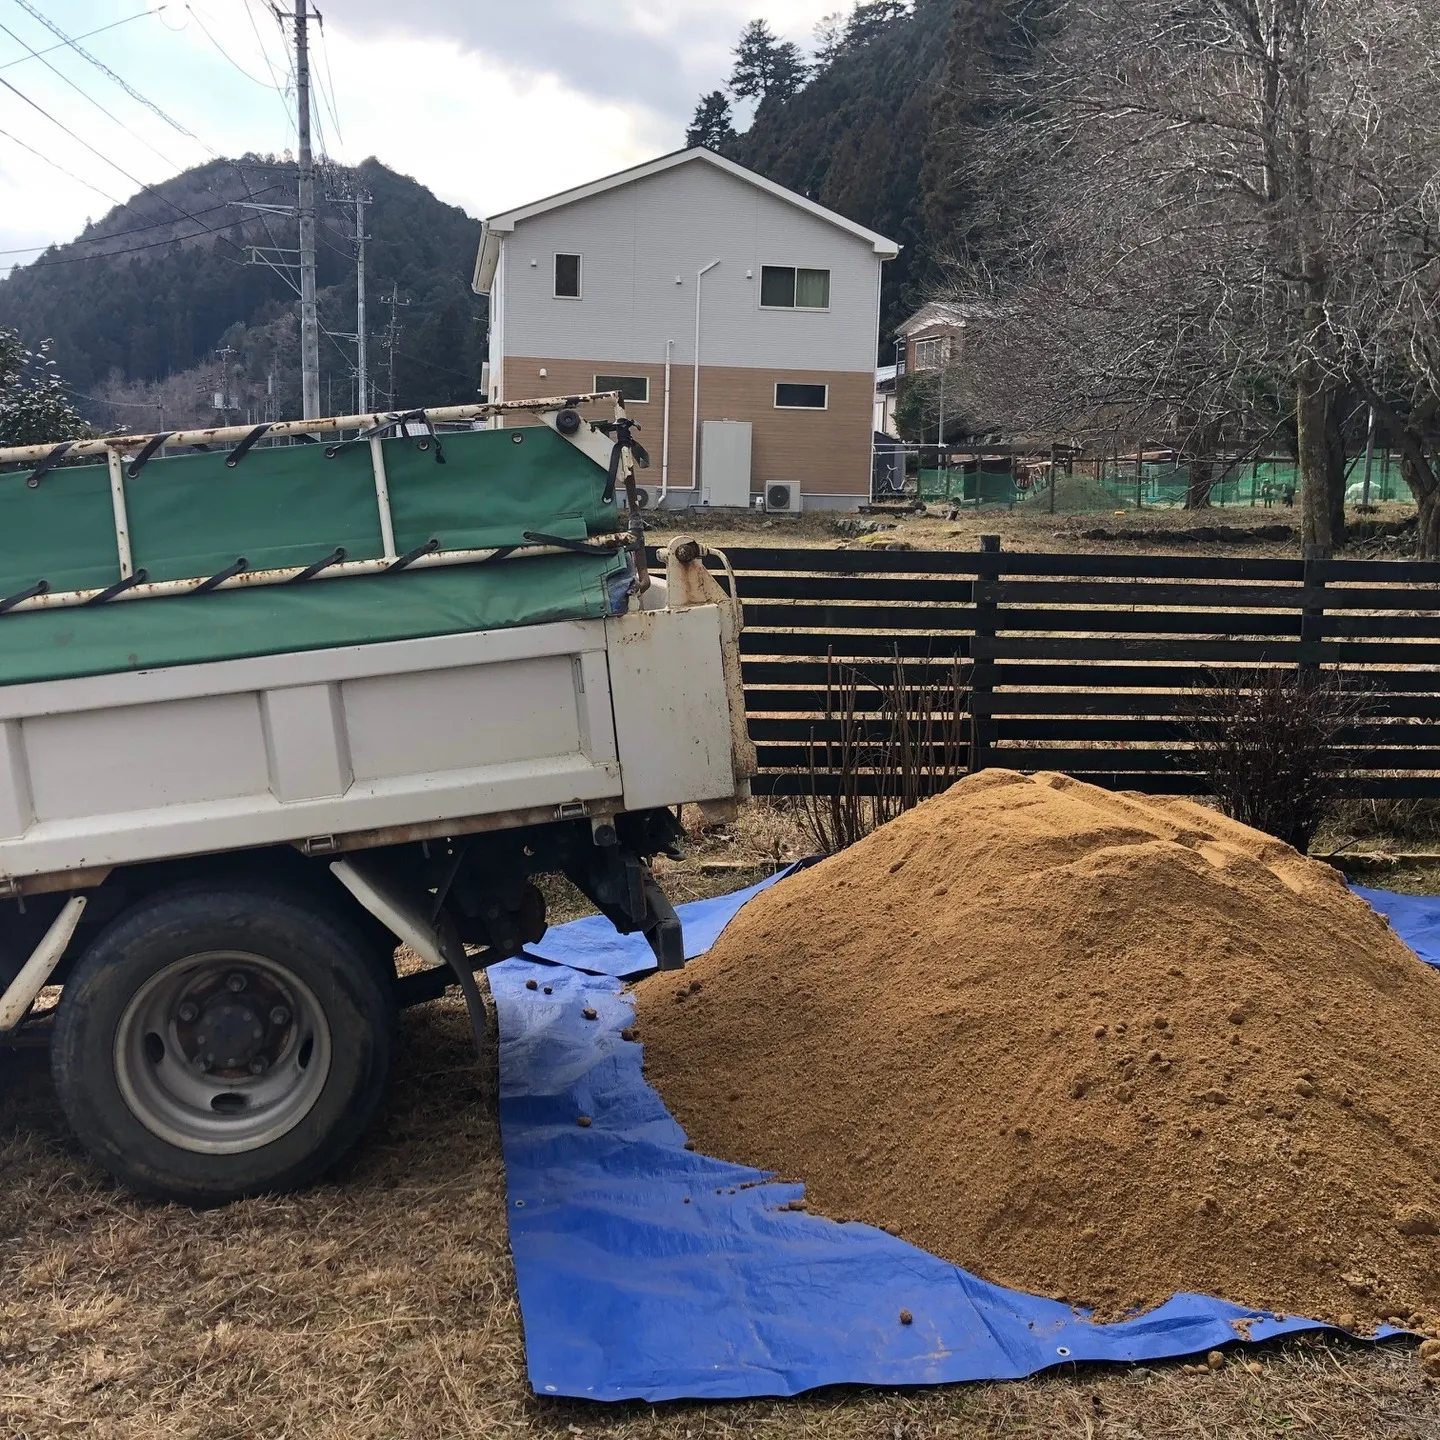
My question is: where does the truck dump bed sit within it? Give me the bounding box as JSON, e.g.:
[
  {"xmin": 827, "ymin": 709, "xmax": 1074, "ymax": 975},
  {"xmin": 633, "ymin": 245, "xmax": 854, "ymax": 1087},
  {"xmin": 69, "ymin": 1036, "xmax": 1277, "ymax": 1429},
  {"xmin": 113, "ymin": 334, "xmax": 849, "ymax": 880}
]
[{"xmin": 0, "ymin": 397, "xmax": 754, "ymax": 892}]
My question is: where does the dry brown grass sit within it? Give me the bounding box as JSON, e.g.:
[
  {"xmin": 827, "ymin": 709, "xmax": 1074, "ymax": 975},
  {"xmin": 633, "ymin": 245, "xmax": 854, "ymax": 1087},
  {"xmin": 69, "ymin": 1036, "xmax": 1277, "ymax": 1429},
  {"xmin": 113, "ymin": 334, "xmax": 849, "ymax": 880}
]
[{"xmin": 1, "ymin": 804, "xmax": 1437, "ymax": 1438}]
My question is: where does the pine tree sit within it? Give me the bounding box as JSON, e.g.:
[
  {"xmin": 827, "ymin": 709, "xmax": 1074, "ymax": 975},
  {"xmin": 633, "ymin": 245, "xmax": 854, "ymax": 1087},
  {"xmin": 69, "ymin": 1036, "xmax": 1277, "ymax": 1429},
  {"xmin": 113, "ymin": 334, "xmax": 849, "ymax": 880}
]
[
  {"xmin": 686, "ymin": 91, "xmax": 738, "ymax": 149},
  {"xmin": 813, "ymin": 11, "xmax": 845, "ymax": 66},
  {"xmin": 844, "ymin": 0, "xmax": 911, "ymax": 49},
  {"xmin": 729, "ymin": 19, "xmax": 809, "ymax": 101}
]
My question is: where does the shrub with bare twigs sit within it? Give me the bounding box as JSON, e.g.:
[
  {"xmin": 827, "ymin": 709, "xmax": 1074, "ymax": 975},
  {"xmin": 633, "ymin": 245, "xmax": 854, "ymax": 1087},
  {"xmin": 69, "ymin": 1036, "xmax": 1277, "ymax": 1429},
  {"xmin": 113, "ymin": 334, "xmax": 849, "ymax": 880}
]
[{"xmin": 1186, "ymin": 668, "xmax": 1369, "ymax": 853}]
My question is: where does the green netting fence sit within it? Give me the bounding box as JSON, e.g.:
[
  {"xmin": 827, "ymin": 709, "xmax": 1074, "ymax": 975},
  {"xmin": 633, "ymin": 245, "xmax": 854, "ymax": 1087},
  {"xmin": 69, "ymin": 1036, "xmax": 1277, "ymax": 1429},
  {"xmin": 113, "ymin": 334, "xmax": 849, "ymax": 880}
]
[
  {"xmin": 917, "ymin": 466, "xmax": 1020, "ymax": 506},
  {"xmin": 1091, "ymin": 455, "xmax": 1412, "ymax": 508}
]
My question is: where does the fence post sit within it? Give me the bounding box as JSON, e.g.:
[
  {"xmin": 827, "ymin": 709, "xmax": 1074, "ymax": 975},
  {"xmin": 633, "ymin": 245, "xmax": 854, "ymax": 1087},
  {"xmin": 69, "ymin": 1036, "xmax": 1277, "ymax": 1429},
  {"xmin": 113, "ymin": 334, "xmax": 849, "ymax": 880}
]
[
  {"xmin": 1299, "ymin": 543, "xmax": 1326, "ymax": 682},
  {"xmin": 969, "ymin": 534, "xmax": 1002, "ymax": 774}
]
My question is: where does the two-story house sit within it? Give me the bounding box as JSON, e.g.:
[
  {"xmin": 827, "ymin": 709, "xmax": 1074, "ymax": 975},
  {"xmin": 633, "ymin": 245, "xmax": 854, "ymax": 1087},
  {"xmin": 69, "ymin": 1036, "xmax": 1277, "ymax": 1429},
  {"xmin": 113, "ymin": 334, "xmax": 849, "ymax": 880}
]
[{"xmin": 472, "ymin": 148, "xmax": 899, "ymax": 510}]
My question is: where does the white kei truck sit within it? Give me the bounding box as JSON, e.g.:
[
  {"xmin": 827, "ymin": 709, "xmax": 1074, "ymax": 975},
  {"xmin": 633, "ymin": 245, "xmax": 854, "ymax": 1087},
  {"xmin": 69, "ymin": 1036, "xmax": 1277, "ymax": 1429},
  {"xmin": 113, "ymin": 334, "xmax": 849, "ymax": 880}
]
[{"xmin": 0, "ymin": 392, "xmax": 754, "ymax": 1203}]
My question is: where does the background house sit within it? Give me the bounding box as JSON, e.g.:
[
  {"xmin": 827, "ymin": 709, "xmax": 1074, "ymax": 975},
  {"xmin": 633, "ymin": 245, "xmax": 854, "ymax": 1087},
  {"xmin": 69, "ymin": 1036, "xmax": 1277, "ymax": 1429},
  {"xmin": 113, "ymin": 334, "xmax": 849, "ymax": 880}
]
[
  {"xmin": 472, "ymin": 148, "xmax": 899, "ymax": 510},
  {"xmin": 893, "ymin": 301, "xmax": 984, "ymax": 379}
]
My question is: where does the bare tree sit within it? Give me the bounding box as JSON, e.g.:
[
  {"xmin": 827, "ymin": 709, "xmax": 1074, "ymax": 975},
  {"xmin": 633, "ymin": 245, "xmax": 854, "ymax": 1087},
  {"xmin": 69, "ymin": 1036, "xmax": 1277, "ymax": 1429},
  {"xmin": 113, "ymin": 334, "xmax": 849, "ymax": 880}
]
[{"xmin": 938, "ymin": 0, "xmax": 1440, "ymax": 551}]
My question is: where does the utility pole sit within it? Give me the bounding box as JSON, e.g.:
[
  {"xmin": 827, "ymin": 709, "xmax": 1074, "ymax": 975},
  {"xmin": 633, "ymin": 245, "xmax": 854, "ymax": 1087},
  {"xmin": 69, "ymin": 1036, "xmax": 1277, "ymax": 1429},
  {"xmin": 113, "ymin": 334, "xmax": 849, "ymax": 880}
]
[
  {"xmin": 323, "ymin": 174, "xmax": 372, "ymax": 410},
  {"xmin": 294, "ymin": 0, "xmax": 320, "ymax": 419},
  {"xmin": 354, "ymin": 194, "xmax": 369, "ymax": 409},
  {"xmin": 379, "ymin": 282, "xmax": 409, "ymax": 409}
]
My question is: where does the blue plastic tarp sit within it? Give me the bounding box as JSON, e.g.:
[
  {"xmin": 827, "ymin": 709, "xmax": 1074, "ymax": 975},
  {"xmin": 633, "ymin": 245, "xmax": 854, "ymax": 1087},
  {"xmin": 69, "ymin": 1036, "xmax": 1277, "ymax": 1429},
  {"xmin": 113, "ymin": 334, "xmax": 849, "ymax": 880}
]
[
  {"xmin": 1351, "ymin": 884, "xmax": 1440, "ymax": 967},
  {"xmin": 491, "ymin": 879, "xmax": 1432, "ymax": 1402}
]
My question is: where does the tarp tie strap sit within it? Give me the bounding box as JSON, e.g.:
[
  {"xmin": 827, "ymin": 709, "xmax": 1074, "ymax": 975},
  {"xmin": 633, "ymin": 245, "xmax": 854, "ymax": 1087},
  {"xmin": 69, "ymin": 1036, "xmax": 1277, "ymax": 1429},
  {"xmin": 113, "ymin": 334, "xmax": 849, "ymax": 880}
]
[
  {"xmin": 386, "ymin": 537, "xmax": 441, "ymax": 573},
  {"xmin": 522, "ymin": 531, "xmax": 624, "ymax": 557},
  {"xmin": 192, "ymin": 557, "xmax": 249, "ymax": 595},
  {"xmin": 23, "ymin": 442, "xmax": 74, "ymax": 489},
  {"xmin": 289, "ymin": 547, "xmax": 347, "ymax": 584},
  {"xmin": 225, "ymin": 425, "xmax": 271, "ymax": 468},
  {"xmin": 125, "ymin": 433, "xmax": 173, "ymax": 479},
  {"xmin": 0, "ymin": 579, "xmax": 48, "ymax": 615},
  {"xmin": 85, "ymin": 569, "xmax": 149, "ymax": 606}
]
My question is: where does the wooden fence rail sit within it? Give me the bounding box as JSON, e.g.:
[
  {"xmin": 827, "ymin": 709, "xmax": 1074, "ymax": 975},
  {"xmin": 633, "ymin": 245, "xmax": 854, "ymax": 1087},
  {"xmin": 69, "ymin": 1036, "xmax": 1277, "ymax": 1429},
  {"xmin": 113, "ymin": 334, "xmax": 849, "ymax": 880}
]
[{"xmin": 699, "ymin": 543, "xmax": 1440, "ymax": 800}]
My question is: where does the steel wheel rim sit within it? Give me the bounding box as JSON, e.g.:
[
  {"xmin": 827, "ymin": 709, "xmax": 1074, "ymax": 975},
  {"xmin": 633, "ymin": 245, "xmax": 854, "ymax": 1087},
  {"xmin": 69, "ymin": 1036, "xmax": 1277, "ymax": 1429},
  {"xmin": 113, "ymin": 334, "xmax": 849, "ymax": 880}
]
[{"xmin": 113, "ymin": 950, "xmax": 333, "ymax": 1154}]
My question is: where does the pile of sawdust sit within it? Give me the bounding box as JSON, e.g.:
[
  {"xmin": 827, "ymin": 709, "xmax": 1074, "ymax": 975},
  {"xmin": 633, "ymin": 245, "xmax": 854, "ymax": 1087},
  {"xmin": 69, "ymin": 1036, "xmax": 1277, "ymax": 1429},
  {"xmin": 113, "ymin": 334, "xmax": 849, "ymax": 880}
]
[{"xmin": 636, "ymin": 771, "xmax": 1440, "ymax": 1329}]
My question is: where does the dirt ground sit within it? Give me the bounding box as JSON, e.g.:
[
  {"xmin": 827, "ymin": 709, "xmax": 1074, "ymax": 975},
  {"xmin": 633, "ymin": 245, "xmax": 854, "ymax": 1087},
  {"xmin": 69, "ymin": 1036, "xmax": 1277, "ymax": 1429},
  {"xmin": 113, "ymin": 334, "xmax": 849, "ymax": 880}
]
[
  {"xmin": 651, "ymin": 496, "xmax": 1420, "ymax": 558},
  {"xmin": 2, "ymin": 799, "xmax": 1439, "ymax": 1439}
]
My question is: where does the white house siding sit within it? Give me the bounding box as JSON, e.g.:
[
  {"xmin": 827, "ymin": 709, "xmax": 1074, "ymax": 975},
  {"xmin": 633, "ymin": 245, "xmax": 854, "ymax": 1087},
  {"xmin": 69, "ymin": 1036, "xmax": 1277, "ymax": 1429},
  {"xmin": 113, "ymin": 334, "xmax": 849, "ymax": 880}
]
[{"xmin": 497, "ymin": 162, "xmax": 882, "ymax": 375}]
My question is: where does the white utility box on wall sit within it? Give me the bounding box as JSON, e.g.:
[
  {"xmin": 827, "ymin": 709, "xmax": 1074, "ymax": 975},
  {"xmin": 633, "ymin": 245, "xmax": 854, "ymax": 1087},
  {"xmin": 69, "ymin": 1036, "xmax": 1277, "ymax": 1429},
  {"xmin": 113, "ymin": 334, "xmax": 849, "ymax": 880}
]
[{"xmin": 701, "ymin": 420, "xmax": 753, "ymax": 507}]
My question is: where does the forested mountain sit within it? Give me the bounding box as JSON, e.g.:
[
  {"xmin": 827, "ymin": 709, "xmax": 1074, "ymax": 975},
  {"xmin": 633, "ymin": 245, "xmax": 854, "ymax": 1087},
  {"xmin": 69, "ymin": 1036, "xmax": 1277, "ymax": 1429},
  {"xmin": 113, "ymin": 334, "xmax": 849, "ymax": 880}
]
[
  {"xmin": 0, "ymin": 156, "xmax": 484, "ymax": 430},
  {"xmin": 712, "ymin": 0, "xmax": 1029, "ymax": 345}
]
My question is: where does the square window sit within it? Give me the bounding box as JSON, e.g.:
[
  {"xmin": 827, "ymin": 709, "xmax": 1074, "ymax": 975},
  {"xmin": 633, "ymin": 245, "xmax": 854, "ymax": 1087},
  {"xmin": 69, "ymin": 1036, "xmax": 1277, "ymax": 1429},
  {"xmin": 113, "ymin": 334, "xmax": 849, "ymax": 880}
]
[
  {"xmin": 795, "ymin": 268, "xmax": 830, "ymax": 308},
  {"xmin": 775, "ymin": 382, "xmax": 828, "ymax": 409},
  {"xmin": 594, "ymin": 374, "xmax": 649, "ymax": 403},
  {"xmin": 760, "ymin": 266, "xmax": 795, "ymax": 307},
  {"xmin": 912, "ymin": 336, "xmax": 949, "ymax": 370},
  {"xmin": 760, "ymin": 265, "xmax": 830, "ymax": 309},
  {"xmin": 554, "ymin": 253, "xmax": 582, "ymax": 299}
]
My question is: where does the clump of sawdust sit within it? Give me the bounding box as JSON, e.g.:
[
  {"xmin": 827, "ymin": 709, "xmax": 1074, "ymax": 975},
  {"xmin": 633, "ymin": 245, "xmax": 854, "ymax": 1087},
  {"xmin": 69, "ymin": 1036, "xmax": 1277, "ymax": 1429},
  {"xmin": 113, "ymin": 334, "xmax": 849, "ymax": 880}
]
[{"xmin": 635, "ymin": 770, "xmax": 1440, "ymax": 1329}]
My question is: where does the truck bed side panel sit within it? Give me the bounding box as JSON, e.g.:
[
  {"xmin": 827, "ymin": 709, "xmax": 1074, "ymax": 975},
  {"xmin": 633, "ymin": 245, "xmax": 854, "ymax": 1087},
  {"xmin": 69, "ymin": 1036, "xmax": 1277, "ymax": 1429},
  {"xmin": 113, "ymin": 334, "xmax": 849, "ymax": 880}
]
[{"xmin": 0, "ymin": 622, "xmax": 622, "ymax": 880}]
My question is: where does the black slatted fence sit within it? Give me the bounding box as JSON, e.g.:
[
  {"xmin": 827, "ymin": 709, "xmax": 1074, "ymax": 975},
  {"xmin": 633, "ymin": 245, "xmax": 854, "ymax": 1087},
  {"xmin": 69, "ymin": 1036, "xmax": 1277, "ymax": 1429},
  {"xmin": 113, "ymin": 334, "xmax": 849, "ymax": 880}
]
[{"xmin": 708, "ymin": 544, "xmax": 1440, "ymax": 799}]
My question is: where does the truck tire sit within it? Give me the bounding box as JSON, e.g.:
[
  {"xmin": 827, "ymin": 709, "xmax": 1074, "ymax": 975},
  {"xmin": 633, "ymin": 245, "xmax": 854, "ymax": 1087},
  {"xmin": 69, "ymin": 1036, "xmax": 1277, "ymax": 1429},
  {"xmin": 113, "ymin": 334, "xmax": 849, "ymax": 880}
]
[{"xmin": 51, "ymin": 884, "xmax": 396, "ymax": 1204}]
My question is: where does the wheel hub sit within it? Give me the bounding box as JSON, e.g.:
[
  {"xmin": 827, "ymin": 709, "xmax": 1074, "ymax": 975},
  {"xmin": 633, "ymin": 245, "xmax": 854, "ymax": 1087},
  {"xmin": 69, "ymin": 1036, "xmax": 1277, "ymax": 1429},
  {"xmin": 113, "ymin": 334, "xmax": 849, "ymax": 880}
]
[
  {"xmin": 113, "ymin": 950, "xmax": 332, "ymax": 1155},
  {"xmin": 172, "ymin": 967, "xmax": 295, "ymax": 1077}
]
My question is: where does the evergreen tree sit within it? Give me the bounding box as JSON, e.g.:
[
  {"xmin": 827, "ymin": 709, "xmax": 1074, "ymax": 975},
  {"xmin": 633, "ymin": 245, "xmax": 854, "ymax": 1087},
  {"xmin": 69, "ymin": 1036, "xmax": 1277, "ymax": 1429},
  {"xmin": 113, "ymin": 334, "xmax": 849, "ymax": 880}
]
[
  {"xmin": 0, "ymin": 328, "xmax": 83, "ymax": 446},
  {"xmin": 686, "ymin": 91, "xmax": 738, "ymax": 149},
  {"xmin": 729, "ymin": 19, "xmax": 809, "ymax": 101},
  {"xmin": 844, "ymin": 0, "xmax": 911, "ymax": 48},
  {"xmin": 813, "ymin": 11, "xmax": 846, "ymax": 66}
]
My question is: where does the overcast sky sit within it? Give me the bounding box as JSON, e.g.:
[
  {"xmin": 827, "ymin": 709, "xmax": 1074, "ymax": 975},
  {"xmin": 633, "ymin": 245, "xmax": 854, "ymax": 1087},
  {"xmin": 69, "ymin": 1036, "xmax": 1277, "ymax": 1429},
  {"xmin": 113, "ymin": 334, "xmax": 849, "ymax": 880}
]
[{"xmin": 0, "ymin": 0, "xmax": 835, "ymax": 279}]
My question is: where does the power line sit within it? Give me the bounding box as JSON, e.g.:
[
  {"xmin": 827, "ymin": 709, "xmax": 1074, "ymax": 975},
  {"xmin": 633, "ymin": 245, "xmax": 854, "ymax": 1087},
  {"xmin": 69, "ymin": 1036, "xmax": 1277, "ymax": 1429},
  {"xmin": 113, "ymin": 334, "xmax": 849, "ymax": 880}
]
[
  {"xmin": 0, "ymin": 186, "xmax": 288, "ymax": 267},
  {"xmin": 0, "ymin": 72, "xmax": 241, "ymax": 252},
  {"xmin": 0, "ymin": 8, "xmax": 161, "ymax": 72},
  {"xmin": 184, "ymin": 3, "xmax": 278, "ymax": 90},
  {"xmin": 0, "ymin": 15, "xmax": 188, "ymax": 176},
  {"xmin": 241, "ymin": 0, "xmax": 296, "ymax": 139},
  {"xmin": 0, "ymin": 185, "xmax": 283, "ymax": 255},
  {"xmin": 7, "ymin": 0, "xmax": 214, "ymax": 154},
  {"xmin": 0, "ymin": 121, "xmax": 122, "ymax": 207},
  {"xmin": 312, "ymin": 11, "xmax": 343, "ymax": 149}
]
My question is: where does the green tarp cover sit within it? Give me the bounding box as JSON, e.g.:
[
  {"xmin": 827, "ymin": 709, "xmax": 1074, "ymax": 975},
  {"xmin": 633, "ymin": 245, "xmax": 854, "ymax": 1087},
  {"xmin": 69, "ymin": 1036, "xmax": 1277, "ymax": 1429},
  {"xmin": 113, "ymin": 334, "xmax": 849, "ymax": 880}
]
[{"xmin": 0, "ymin": 425, "xmax": 629, "ymax": 686}]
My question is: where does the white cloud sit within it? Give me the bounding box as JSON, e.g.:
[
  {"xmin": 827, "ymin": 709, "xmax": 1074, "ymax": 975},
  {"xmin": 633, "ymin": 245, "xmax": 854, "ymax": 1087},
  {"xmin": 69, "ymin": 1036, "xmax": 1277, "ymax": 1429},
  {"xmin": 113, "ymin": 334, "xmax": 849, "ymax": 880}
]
[{"xmin": 0, "ymin": 0, "xmax": 840, "ymax": 278}]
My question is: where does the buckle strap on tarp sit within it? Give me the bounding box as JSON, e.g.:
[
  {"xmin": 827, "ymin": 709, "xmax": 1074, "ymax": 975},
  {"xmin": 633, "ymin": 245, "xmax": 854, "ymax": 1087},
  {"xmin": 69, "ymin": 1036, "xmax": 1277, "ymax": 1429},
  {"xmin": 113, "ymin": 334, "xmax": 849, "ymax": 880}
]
[
  {"xmin": 225, "ymin": 424, "xmax": 272, "ymax": 468},
  {"xmin": 522, "ymin": 531, "xmax": 624, "ymax": 557},
  {"xmin": 326, "ymin": 410, "xmax": 446, "ymax": 465},
  {"xmin": 289, "ymin": 547, "xmax": 347, "ymax": 583},
  {"xmin": 193, "ymin": 557, "xmax": 248, "ymax": 595},
  {"xmin": 85, "ymin": 569, "xmax": 149, "ymax": 606},
  {"xmin": 125, "ymin": 432, "xmax": 174, "ymax": 479},
  {"xmin": 386, "ymin": 537, "xmax": 441, "ymax": 573},
  {"xmin": 22, "ymin": 442, "xmax": 74, "ymax": 489},
  {"xmin": 0, "ymin": 580, "xmax": 48, "ymax": 614}
]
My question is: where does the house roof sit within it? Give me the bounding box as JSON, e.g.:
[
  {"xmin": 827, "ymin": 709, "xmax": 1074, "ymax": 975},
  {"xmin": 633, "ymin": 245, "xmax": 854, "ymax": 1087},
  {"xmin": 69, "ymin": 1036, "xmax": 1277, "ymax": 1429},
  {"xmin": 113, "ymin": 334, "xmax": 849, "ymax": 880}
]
[
  {"xmin": 895, "ymin": 300, "xmax": 997, "ymax": 337},
  {"xmin": 471, "ymin": 147, "xmax": 901, "ymax": 295}
]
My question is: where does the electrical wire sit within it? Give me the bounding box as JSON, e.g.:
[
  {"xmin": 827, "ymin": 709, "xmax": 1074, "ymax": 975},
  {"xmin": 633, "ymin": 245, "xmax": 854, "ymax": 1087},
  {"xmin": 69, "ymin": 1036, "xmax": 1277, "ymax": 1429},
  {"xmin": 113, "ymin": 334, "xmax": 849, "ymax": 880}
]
[
  {"xmin": 241, "ymin": 0, "xmax": 296, "ymax": 140},
  {"xmin": 0, "ymin": 121, "xmax": 121, "ymax": 206},
  {"xmin": 0, "ymin": 16, "xmax": 188, "ymax": 176},
  {"xmin": 0, "ymin": 73, "xmax": 239, "ymax": 249},
  {"xmin": 7, "ymin": 0, "xmax": 214, "ymax": 154},
  {"xmin": 0, "ymin": 185, "xmax": 287, "ymax": 266},
  {"xmin": 312, "ymin": 11, "xmax": 343, "ymax": 150},
  {"xmin": 0, "ymin": 7, "xmax": 161, "ymax": 72},
  {"xmin": 184, "ymin": 3, "xmax": 277, "ymax": 89}
]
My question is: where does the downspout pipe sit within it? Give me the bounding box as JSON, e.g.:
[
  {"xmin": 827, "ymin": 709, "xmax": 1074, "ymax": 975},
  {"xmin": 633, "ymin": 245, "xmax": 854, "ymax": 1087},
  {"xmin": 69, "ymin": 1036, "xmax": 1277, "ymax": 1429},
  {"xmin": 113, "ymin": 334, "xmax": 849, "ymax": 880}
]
[
  {"xmin": 691, "ymin": 259, "xmax": 721, "ymax": 499},
  {"xmin": 660, "ymin": 339, "xmax": 673, "ymax": 506}
]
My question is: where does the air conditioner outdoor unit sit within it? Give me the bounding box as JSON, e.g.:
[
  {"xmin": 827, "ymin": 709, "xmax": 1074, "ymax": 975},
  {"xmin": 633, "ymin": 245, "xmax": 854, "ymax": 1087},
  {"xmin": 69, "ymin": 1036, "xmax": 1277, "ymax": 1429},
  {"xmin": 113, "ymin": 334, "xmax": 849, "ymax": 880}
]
[{"xmin": 764, "ymin": 481, "xmax": 802, "ymax": 513}]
